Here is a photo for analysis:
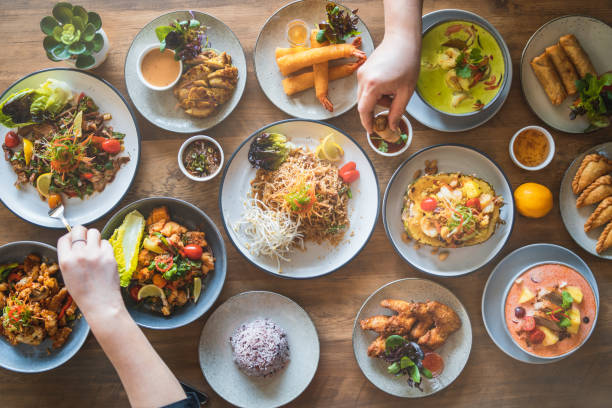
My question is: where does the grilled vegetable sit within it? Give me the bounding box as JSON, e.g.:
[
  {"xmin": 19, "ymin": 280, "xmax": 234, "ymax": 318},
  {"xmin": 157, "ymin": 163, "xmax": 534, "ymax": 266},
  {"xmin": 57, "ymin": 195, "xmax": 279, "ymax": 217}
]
[{"xmin": 247, "ymin": 132, "xmax": 290, "ymax": 171}]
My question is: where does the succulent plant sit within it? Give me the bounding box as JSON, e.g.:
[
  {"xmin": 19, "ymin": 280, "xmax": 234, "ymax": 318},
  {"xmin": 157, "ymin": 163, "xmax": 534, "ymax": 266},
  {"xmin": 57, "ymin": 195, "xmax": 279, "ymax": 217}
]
[{"xmin": 40, "ymin": 3, "xmax": 104, "ymax": 69}]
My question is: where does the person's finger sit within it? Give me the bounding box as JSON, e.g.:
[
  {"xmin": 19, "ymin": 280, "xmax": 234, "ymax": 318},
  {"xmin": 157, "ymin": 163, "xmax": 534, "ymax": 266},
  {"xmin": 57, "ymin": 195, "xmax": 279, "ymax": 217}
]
[
  {"xmin": 387, "ymin": 88, "xmax": 411, "ymax": 132},
  {"xmin": 87, "ymin": 228, "xmax": 101, "ymax": 249},
  {"xmin": 358, "ymin": 89, "xmax": 379, "ymax": 134},
  {"xmin": 70, "ymin": 225, "xmax": 88, "ymax": 249},
  {"xmin": 57, "ymin": 233, "xmax": 72, "ymax": 264}
]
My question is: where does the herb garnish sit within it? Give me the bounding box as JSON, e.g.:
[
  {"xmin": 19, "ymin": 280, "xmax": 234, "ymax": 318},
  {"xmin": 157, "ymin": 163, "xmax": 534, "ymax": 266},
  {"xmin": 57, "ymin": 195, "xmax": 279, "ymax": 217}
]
[
  {"xmin": 155, "ymin": 11, "xmax": 209, "ymax": 62},
  {"xmin": 316, "ymin": 2, "xmax": 361, "ymax": 44}
]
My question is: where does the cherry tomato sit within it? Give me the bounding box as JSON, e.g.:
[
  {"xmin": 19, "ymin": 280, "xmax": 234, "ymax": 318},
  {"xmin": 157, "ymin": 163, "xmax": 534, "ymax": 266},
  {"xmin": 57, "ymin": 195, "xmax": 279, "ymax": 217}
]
[
  {"xmin": 340, "ymin": 169, "xmax": 360, "ymax": 183},
  {"xmin": 339, "ymin": 161, "xmax": 356, "ymax": 177},
  {"xmin": 4, "ymin": 131, "xmax": 19, "ymax": 148},
  {"xmin": 101, "ymin": 139, "xmax": 121, "ymax": 154},
  {"xmin": 420, "ymin": 197, "xmax": 437, "ymax": 212},
  {"xmin": 48, "ymin": 193, "xmax": 62, "ymax": 209},
  {"xmin": 183, "ymin": 244, "xmax": 203, "ymax": 260},
  {"xmin": 129, "ymin": 285, "xmax": 141, "ymax": 301},
  {"xmin": 522, "ymin": 316, "xmax": 536, "ymax": 332},
  {"xmin": 529, "ymin": 328, "xmax": 545, "ymax": 344},
  {"xmin": 422, "ymin": 352, "xmax": 444, "ymax": 377},
  {"xmin": 82, "ymin": 172, "xmax": 94, "ymax": 180},
  {"xmin": 466, "ymin": 198, "xmax": 481, "ymax": 210}
]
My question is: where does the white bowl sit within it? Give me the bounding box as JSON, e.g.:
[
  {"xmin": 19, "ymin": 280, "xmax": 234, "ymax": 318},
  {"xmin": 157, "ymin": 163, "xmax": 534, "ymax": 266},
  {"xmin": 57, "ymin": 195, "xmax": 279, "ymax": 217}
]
[
  {"xmin": 366, "ymin": 111, "xmax": 413, "ymax": 157},
  {"xmin": 509, "ymin": 125, "xmax": 555, "ymax": 171},
  {"xmin": 178, "ymin": 135, "xmax": 224, "ymax": 182},
  {"xmin": 136, "ymin": 44, "xmax": 182, "ymax": 91}
]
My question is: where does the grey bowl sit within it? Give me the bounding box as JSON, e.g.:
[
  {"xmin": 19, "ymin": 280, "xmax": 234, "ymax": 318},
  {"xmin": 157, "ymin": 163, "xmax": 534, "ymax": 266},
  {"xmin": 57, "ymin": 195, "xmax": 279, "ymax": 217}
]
[
  {"xmin": 101, "ymin": 197, "xmax": 227, "ymax": 330},
  {"xmin": 0, "ymin": 241, "xmax": 90, "ymax": 373}
]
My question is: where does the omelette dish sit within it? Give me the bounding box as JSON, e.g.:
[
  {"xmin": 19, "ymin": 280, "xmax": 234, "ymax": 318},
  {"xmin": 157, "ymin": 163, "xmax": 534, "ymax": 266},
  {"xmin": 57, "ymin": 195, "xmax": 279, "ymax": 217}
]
[{"xmin": 402, "ymin": 173, "xmax": 504, "ymax": 247}]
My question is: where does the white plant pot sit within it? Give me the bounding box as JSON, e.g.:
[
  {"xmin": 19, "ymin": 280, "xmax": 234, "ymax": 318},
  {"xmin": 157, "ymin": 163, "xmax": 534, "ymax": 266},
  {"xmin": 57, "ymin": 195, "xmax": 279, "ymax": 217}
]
[{"xmin": 64, "ymin": 28, "xmax": 110, "ymax": 70}]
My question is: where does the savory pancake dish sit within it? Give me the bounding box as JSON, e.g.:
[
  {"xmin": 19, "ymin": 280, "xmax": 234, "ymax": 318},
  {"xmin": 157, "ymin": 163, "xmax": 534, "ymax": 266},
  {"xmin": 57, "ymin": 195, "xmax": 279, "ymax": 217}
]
[{"xmin": 402, "ymin": 173, "xmax": 504, "ymax": 248}]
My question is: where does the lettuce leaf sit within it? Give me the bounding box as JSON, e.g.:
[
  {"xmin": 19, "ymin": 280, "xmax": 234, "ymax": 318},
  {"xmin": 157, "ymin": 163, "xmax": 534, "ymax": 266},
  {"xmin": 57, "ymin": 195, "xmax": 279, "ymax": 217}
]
[
  {"xmin": 30, "ymin": 79, "xmax": 72, "ymax": 119},
  {"xmin": 109, "ymin": 210, "xmax": 146, "ymax": 287},
  {"xmin": 0, "ymin": 88, "xmax": 36, "ymax": 128}
]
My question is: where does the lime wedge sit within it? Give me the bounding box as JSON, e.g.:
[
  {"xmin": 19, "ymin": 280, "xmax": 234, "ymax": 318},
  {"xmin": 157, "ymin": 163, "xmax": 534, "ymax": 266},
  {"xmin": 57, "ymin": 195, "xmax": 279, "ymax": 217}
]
[
  {"xmin": 36, "ymin": 173, "xmax": 53, "ymax": 198},
  {"xmin": 193, "ymin": 277, "xmax": 202, "ymax": 302},
  {"xmin": 137, "ymin": 284, "xmax": 166, "ymax": 301},
  {"xmin": 72, "ymin": 111, "xmax": 83, "ymax": 139}
]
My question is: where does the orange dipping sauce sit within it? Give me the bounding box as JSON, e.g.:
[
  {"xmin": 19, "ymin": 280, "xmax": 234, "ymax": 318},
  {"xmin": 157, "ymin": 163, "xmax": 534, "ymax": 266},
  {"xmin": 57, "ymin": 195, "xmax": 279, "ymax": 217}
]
[
  {"xmin": 513, "ymin": 128, "xmax": 549, "ymax": 167},
  {"xmin": 140, "ymin": 48, "xmax": 181, "ymax": 87},
  {"xmin": 504, "ymin": 264, "xmax": 597, "ymax": 358},
  {"xmin": 286, "ymin": 20, "xmax": 308, "ymax": 47}
]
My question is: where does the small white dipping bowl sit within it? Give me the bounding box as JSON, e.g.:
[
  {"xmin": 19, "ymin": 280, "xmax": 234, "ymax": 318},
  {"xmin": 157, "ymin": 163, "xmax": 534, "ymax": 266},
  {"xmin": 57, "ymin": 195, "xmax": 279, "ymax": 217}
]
[
  {"xmin": 136, "ymin": 44, "xmax": 182, "ymax": 91},
  {"xmin": 509, "ymin": 125, "xmax": 555, "ymax": 171},
  {"xmin": 367, "ymin": 110, "xmax": 413, "ymax": 157},
  {"xmin": 178, "ymin": 135, "xmax": 224, "ymax": 182}
]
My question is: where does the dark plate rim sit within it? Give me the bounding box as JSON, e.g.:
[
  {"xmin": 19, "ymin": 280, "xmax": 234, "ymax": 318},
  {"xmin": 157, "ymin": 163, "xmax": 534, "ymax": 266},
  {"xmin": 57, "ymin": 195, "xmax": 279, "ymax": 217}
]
[
  {"xmin": 123, "ymin": 9, "xmax": 247, "ymax": 133},
  {"xmin": 519, "ymin": 14, "xmax": 612, "ymax": 134},
  {"xmin": 218, "ymin": 118, "xmax": 381, "ymax": 279},
  {"xmin": 0, "ymin": 67, "xmax": 142, "ymax": 230},
  {"xmin": 100, "ymin": 196, "xmax": 227, "ymax": 330},
  {"xmin": 382, "ymin": 143, "xmax": 516, "ymax": 277},
  {"xmin": 0, "ymin": 240, "xmax": 91, "ymax": 373}
]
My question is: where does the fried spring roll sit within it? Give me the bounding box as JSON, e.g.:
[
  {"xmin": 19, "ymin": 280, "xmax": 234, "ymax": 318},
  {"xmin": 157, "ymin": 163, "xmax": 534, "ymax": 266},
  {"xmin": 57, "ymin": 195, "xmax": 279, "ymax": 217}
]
[
  {"xmin": 559, "ymin": 34, "xmax": 597, "ymax": 78},
  {"xmin": 545, "ymin": 44, "xmax": 578, "ymax": 95},
  {"xmin": 530, "ymin": 52, "xmax": 567, "ymax": 105},
  {"xmin": 275, "ymin": 46, "xmax": 310, "ymax": 60},
  {"xmin": 282, "ymin": 62, "xmax": 363, "ymax": 96}
]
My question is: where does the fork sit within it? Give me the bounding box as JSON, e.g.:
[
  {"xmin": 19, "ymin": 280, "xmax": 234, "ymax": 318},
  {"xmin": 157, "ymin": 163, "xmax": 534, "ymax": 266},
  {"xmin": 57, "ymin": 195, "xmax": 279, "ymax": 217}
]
[{"xmin": 48, "ymin": 204, "xmax": 71, "ymax": 231}]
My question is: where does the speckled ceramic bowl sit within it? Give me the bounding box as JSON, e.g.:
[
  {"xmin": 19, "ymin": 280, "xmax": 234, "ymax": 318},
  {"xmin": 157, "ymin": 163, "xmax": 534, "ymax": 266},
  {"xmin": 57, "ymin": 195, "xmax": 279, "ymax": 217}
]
[
  {"xmin": 199, "ymin": 291, "xmax": 319, "ymax": 408},
  {"xmin": 101, "ymin": 197, "xmax": 227, "ymax": 330},
  {"xmin": 352, "ymin": 278, "xmax": 472, "ymax": 398},
  {"xmin": 0, "ymin": 241, "xmax": 90, "ymax": 373}
]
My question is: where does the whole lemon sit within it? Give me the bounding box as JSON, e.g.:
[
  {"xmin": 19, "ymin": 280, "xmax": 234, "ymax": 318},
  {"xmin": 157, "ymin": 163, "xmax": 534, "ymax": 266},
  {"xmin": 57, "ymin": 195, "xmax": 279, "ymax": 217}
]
[{"xmin": 514, "ymin": 182, "xmax": 553, "ymax": 218}]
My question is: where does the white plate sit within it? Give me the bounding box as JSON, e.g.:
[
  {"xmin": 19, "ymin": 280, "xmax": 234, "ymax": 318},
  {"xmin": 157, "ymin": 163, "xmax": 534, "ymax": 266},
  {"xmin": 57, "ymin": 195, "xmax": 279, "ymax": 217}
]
[
  {"xmin": 220, "ymin": 119, "xmax": 379, "ymax": 279},
  {"xmin": 0, "ymin": 68, "xmax": 140, "ymax": 229},
  {"xmin": 559, "ymin": 142, "xmax": 612, "ymax": 259},
  {"xmin": 383, "ymin": 144, "xmax": 515, "ymax": 276},
  {"xmin": 124, "ymin": 10, "xmax": 247, "ymax": 133},
  {"xmin": 520, "ymin": 15, "xmax": 612, "ymax": 133},
  {"xmin": 482, "ymin": 244, "xmax": 599, "ymax": 364},
  {"xmin": 254, "ymin": 0, "xmax": 374, "ymax": 120},
  {"xmin": 352, "ymin": 278, "xmax": 472, "ymax": 398},
  {"xmin": 199, "ymin": 291, "xmax": 319, "ymax": 408},
  {"xmin": 406, "ymin": 9, "xmax": 512, "ymax": 132}
]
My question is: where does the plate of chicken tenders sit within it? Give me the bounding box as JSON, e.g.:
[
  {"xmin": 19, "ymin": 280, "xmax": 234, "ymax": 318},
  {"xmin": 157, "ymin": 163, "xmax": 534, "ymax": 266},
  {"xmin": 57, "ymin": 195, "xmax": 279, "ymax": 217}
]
[
  {"xmin": 560, "ymin": 142, "xmax": 612, "ymax": 259},
  {"xmin": 352, "ymin": 278, "xmax": 472, "ymax": 398},
  {"xmin": 520, "ymin": 15, "xmax": 612, "ymax": 133}
]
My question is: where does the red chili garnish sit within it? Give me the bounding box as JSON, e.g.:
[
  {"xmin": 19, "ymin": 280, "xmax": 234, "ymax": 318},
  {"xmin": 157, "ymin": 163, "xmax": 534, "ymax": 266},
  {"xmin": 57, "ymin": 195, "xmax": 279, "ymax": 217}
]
[
  {"xmin": 82, "ymin": 172, "xmax": 94, "ymax": 180},
  {"xmin": 484, "ymin": 75, "xmax": 497, "ymax": 86},
  {"xmin": 155, "ymin": 254, "xmax": 174, "ymax": 273},
  {"xmin": 58, "ymin": 295, "xmax": 73, "ymax": 320},
  {"xmin": 444, "ymin": 24, "xmax": 464, "ymax": 36}
]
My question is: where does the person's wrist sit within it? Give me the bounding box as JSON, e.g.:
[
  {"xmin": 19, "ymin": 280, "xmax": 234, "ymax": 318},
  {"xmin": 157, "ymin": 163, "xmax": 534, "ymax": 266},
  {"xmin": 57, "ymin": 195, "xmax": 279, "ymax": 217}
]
[{"xmin": 80, "ymin": 298, "xmax": 128, "ymax": 328}]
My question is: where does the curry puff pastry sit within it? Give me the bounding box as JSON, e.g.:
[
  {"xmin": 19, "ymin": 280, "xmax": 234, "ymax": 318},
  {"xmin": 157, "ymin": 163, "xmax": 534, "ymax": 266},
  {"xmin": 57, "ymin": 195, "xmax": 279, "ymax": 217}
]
[
  {"xmin": 572, "ymin": 154, "xmax": 612, "ymax": 195},
  {"xmin": 596, "ymin": 222, "xmax": 612, "ymax": 254},
  {"xmin": 584, "ymin": 197, "xmax": 612, "ymax": 232},
  {"xmin": 576, "ymin": 175, "xmax": 612, "ymax": 208}
]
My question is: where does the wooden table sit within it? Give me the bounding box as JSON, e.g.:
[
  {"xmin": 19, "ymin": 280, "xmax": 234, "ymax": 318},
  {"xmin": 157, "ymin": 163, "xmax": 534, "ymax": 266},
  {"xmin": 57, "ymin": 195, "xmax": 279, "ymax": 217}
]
[{"xmin": 1, "ymin": 1, "xmax": 611, "ymax": 407}]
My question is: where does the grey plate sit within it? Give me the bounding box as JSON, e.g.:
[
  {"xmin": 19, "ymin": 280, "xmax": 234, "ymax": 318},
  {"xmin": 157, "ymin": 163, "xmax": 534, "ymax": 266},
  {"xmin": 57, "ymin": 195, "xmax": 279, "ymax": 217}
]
[
  {"xmin": 124, "ymin": 10, "xmax": 247, "ymax": 133},
  {"xmin": 101, "ymin": 197, "xmax": 227, "ymax": 330},
  {"xmin": 406, "ymin": 9, "xmax": 512, "ymax": 132},
  {"xmin": 383, "ymin": 144, "xmax": 515, "ymax": 276},
  {"xmin": 481, "ymin": 243, "xmax": 599, "ymax": 364},
  {"xmin": 352, "ymin": 278, "xmax": 472, "ymax": 398},
  {"xmin": 254, "ymin": 0, "xmax": 374, "ymax": 120},
  {"xmin": 0, "ymin": 241, "xmax": 90, "ymax": 373},
  {"xmin": 559, "ymin": 142, "xmax": 612, "ymax": 259},
  {"xmin": 520, "ymin": 15, "xmax": 612, "ymax": 134},
  {"xmin": 199, "ymin": 291, "xmax": 319, "ymax": 408}
]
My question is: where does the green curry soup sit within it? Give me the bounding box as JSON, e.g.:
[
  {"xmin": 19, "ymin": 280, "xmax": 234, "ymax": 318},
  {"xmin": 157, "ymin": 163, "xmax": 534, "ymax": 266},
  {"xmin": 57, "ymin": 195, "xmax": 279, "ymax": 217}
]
[{"xmin": 417, "ymin": 21, "xmax": 505, "ymax": 114}]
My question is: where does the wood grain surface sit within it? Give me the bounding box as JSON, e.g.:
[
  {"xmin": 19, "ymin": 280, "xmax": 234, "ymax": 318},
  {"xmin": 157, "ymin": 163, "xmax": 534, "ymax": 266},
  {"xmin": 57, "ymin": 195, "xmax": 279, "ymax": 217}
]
[{"xmin": 0, "ymin": 1, "xmax": 611, "ymax": 407}]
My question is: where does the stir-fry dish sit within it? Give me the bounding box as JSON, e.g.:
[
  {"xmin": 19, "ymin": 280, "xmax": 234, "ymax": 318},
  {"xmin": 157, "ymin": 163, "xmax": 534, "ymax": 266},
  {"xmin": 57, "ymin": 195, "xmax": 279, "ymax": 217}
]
[
  {"xmin": 109, "ymin": 206, "xmax": 214, "ymax": 316},
  {"xmin": 234, "ymin": 132, "xmax": 358, "ymax": 269},
  {"xmin": 0, "ymin": 254, "xmax": 77, "ymax": 349},
  {"xmin": 402, "ymin": 173, "xmax": 504, "ymax": 248},
  {"xmin": 1, "ymin": 79, "xmax": 129, "ymax": 207}
]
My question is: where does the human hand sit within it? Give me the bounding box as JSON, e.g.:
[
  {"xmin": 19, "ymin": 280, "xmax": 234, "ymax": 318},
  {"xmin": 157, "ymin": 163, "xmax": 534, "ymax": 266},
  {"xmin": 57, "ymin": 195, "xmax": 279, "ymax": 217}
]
[
  {"xmin": 357, "ymin": 33, "xmax": 421, "ymax": 133},
  {"xmin": 57, "ymin": 226, "xmax": 125, "ymax": 321}
]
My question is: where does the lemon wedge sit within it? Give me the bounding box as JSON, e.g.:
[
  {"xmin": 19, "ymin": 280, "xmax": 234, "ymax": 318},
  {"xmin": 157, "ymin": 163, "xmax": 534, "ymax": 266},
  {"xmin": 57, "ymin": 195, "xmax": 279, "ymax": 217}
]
[
  {"xmin": 319, "ymin": 134, "xmax": 344, "ymax": 162},
  {"xmin": 23, "ymin": 138, "xmax": 33, "ymax": 165},
  {"xmin": 193, "ymin": 277, "xmax": 202, "ymax": 302},
  {"xmin": 137, "ymin": 284, "xmax": 166, "ymax": 301},
  {"xmin": 36, "ymin": 173, "xmax": 53, "ymax": 198}
]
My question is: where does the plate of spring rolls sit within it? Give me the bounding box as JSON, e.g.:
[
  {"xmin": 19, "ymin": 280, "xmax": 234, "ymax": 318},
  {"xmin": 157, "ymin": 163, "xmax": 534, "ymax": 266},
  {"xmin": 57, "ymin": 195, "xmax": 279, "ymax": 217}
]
[
  {"xmin": 521, "ymin": 15, "xmax": 612, "ymax": 133},
  {"xmin": 254, "ymin": 0, "xmax": 374, "ymax": 120}
]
